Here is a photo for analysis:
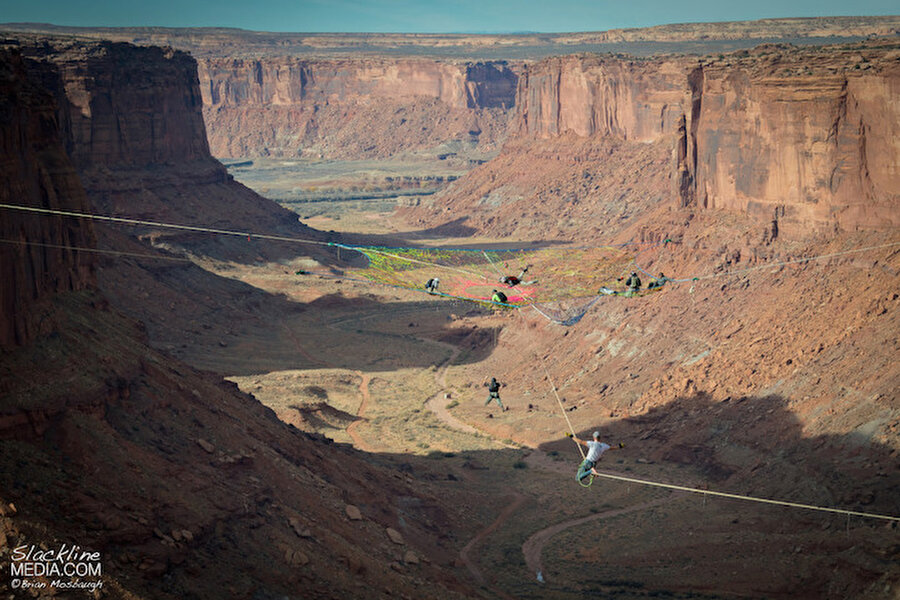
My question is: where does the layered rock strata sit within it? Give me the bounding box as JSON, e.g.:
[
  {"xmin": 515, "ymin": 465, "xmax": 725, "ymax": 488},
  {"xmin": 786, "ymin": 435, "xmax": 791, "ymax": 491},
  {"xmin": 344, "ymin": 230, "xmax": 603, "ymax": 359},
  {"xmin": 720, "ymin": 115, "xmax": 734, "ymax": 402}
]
[
  {"xmin": 198, "ymin": 57, "xmax": 517, "ymax": 158},
  {"xmin": 681, "ymin": 51, "xmax": 899, "ymax": 232},
  {"xmin": 448, "ymin": 42, "xmax": 900, "ymax": 236},
  {"xmin": 15, "ymin": 39, "xmax": 322, "ymax": 258}
]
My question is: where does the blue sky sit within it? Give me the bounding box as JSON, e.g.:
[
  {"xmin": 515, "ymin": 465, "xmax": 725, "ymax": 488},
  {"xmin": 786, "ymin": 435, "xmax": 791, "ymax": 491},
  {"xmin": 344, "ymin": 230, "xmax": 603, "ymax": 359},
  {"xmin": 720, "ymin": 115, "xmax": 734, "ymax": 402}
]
[{"xmin": 2, "ymin": 0, "xmax": 897, "ymax": 33}]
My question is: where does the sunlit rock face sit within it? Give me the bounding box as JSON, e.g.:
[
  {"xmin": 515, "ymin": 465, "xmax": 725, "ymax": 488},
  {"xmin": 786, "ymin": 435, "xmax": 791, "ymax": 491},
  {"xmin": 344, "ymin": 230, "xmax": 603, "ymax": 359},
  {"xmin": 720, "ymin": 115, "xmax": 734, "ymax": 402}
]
[
  {"xmin": 684, "ymin": 60, "xmax": 899, "ymax": 233},
  {"xmin": 515, "ymin": 55, "xmax": 690, "ymax": 141},
  {"xmin": 512, "ymin": 47, "xmax": 899, "ymax": 233},
  {"xmin": 197, "ymin": 57, "xmax": 518, "ymax": 158}
]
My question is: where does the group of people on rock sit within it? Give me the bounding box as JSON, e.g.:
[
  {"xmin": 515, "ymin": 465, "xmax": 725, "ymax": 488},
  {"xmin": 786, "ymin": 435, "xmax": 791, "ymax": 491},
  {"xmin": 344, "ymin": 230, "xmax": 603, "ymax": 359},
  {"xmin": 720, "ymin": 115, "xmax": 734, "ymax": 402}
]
[
  {"xmin": 426, "ymin": 266, "xmax": 672, "ymax": 304},
  {"xmin": 621, "ymin": 271, "xmax": 672, "ymax": 296}
]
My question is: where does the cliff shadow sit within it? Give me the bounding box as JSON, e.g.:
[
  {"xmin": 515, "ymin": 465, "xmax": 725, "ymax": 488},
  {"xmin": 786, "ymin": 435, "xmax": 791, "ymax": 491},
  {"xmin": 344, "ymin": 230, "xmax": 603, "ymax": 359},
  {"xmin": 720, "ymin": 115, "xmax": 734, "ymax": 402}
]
[
  {"xmin": 96, "ymin": 235, "xmax": 502, "ymax": 377},
  {"xmin": 353, "ymin": 391, "xmax": 900, "ymax": 598},
  {"xmin": 537, "ymin": 391, "xmax": 900, "ymax": 521}
]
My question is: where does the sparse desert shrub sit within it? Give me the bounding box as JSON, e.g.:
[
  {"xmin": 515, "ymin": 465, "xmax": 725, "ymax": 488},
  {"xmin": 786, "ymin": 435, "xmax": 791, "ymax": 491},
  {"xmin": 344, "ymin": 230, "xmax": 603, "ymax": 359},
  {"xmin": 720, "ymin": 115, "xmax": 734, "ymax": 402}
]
[
  {"xmin": 303, "ymin": 385, "xmax": 328, "ymax": 399},
  {"xmin": 512, "ymin": 461, "xmax": 528, "ymax": 469},
  {"xmin": 445, "ymin": 400, "xmax": 459, "ymax": 409}
]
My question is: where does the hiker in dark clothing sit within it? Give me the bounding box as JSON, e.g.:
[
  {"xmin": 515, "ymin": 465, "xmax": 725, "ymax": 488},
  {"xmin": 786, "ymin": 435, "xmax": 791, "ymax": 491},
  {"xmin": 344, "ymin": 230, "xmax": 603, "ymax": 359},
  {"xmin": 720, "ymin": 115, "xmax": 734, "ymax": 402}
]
[
  {"xmin": 484, "ymin": 377, "xmax": 505, "ymax": 410},
  {"xmin": 624, "ymin": 271, "xmax": 642, "ymax": 297},
  {"xmin": 425, "ymin": 277, "xmax": 440, "ymax": 294}
]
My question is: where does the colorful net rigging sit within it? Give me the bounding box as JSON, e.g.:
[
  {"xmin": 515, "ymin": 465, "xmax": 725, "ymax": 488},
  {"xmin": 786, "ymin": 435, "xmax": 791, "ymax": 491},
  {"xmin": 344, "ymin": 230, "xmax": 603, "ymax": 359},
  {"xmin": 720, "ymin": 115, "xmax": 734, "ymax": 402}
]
[{"xmin": 347, "ymin": 244, "xmax": 641, "ymax": 325}]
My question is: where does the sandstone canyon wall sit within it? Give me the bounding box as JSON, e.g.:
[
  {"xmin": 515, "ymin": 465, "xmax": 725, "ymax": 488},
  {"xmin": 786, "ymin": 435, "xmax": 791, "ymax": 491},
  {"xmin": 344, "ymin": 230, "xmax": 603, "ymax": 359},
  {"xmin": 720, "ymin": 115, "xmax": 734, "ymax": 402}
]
[
  {"xmin": 26, "ymin": 42, "xmax": 212, "ymax": 171},
  {"xmin": 683, "ymin": 54, "xmax": 899, "ymax": 231},
  {"xmin": 14, "ymin": 39, "xmax": 321, "ymax": 258},
  {"xmin": 0, "ymin": 49, "xmax": 96, "ymax": 347},
  {"xmin": 197, "ymin": 57, "xmax": 518, "ymax": 158},
  {"xmin": 505, "ymin": 43, "xmax": 900, "ymax": 234},
  {"xmin": 515, "ymin": 55, "xmax": 690, "ymax": 141}
]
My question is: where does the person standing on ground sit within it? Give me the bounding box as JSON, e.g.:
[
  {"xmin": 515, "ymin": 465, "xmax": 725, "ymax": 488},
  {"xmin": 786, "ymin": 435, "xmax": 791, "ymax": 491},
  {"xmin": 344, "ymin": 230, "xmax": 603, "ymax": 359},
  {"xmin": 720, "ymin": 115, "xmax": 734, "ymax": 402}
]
[{"xmin": 484, "ymin": 377, "xmax": 506, "ymax": 410}]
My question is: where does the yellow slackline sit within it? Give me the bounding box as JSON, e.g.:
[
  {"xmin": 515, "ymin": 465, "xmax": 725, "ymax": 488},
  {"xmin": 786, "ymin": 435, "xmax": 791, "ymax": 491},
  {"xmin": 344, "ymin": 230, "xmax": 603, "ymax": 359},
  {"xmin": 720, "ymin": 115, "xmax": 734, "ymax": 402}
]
[
  {"xmin": 511, "ymin": 304, "xmax": 584, "ymax": 459},
  {"xmin": 0, "ymin": 238, "xmax": 192, "ymax": 262},
  {"xmin": 6, "ymin": 203, "xmax": 899, "ymax": 287},
  {"xmin": 540, "ymin": 357, "xmax": 584, "ymax": 460},
  {"xmin": 0, "ymin": 203, "xmax": 334, "ymax": 247},
  {"xmin": 591, "ymin": 470, "xmax": 900, "ymax": 522},
  {"xmin": 510, "ymin": 281, "xmax": 900, "ymax": 521}
]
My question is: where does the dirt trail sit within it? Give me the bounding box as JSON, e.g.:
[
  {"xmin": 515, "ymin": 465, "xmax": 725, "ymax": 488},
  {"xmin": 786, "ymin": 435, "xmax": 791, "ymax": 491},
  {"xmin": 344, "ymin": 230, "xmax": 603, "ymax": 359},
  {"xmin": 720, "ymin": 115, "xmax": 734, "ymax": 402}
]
[
  {"xmin": 346, "ymin": 371, "xmax": 373, "ymax": 451},
  {"xmin": 280, "ymin": 314, "xmax": 377, "ymax": 451},
  {"xmin": 425, "ymin": 346, "xmax": 482, "ymax": 435},
  {"xmin": 459, "ymin": 492, "xmax": 527, "ymax": 590},
  {"xmin": 521, "ymin": 497, "xmax": 670, "ymax": 582}
]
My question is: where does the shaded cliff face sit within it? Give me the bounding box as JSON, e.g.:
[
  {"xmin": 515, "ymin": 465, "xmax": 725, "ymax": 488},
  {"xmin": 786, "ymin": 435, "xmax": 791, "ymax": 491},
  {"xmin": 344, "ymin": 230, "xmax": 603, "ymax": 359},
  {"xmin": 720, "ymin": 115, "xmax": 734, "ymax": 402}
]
[
  {"xmin": 198, "ymin": 57, "xmax": 517, "ymax": 158},
  {"xmin": 0, "ymin": 291, "xmax": 478, "ymax": 599},
  {"xmin": 0, "ymin": 49, "xmax": 95, "ymax": 347},
  {"xmin": 14, "ymin": 39, "xmax": 325, "ymax": 260},
  {"xmin": 23, "ymin": 41, "xmax": 212, "ymax": 170}
]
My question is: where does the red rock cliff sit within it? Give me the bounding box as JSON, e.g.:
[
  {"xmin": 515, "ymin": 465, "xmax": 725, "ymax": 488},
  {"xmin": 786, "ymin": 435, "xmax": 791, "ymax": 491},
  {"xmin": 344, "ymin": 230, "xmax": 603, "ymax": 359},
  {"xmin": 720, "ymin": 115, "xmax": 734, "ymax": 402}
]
[
  {"xmin": 198, "ymin": 57, "xmax": 518, "ymax": 158},
  {"xmin": 16, "ymin": 39, "xmax": 319, "ymax": 256},
  {"xmin": 513, "ymin": 43, "xmax": 900, "ymax": 233},
  {"xmin": 0, "ymin": 49, "xmax": 96, "ymax": 347},
  {"xmin": 24, "ymin": 41, "xmax": 212, "ymax": 170},
  {"xmin": 682, "ymin": 52, "xmax": 899, "ymax": 232},
  {"xmin": 515, "ymin": 55, "xmax": 689, "ymax": 141}
]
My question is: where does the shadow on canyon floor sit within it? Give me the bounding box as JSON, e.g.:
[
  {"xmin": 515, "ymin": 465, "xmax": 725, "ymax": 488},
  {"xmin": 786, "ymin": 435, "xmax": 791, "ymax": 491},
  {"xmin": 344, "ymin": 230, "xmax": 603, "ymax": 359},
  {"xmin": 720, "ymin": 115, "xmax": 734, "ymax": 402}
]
[
  {"xmin": 357, "ymin": 391, "xmax": 900, "ymax": 598},
  {"xmin": 97, "ymin": 242, "xmax": 502, "ymax": 376},
  {"xmin": 1, "ymin": 301, "xmax": 896, "ymax": 600},
  {"xmin": 536, "ymin": 391, "xmax": 900, "ymax": 520}
]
